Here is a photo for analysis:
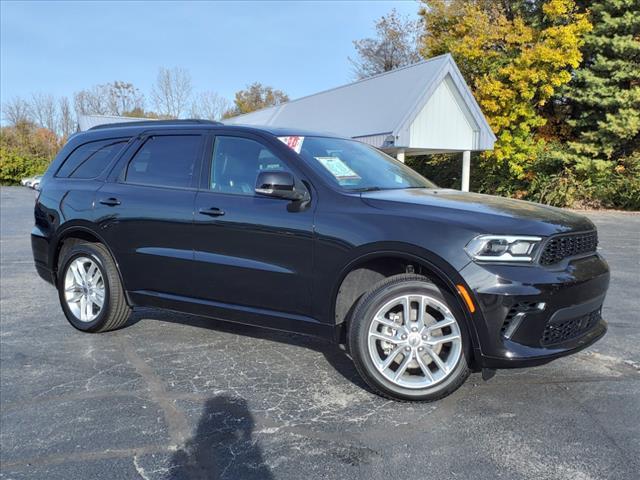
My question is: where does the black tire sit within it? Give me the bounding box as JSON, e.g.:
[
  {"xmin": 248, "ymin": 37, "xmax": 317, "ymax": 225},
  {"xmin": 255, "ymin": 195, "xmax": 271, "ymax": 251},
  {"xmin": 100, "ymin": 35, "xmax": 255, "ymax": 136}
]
[
  {"xmin": 57, "ymin": 242, "xmax": 131, "ymax": 332},
  {"xmin": 348, "ymin": 274, "xmax": 471, "ymax": 402}
]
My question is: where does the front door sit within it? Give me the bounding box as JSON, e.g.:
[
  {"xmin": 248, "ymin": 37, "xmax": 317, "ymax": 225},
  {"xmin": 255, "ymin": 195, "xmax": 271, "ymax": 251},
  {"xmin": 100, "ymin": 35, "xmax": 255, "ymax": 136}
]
[{"xmin": 191, "ymin": 133, "xmax": 314, "ymax": 317}]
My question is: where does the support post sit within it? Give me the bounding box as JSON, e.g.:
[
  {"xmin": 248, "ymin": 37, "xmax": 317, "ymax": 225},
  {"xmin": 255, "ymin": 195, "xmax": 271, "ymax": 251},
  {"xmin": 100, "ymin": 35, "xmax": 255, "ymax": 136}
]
[
  {"xmin": 461, "ymin": 150, "xmax": 471, "ymax": 192},
  {"xmin": 396, "ymin": 149, "xmax": 405, "ymax": 163}
]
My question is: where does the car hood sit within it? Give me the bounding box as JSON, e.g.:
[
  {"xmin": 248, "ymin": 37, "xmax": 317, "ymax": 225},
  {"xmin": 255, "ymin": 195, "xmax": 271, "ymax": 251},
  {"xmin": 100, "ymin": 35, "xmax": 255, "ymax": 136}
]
[{"xmin": 359, "ymin": 189, "xmax": 595, "ymax": 236}]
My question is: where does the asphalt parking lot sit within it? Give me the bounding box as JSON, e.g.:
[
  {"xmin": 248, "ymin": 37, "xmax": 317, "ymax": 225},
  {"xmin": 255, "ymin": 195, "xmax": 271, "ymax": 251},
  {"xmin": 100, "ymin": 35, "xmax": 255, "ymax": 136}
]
[{"xmin": 1, "ymin": 185, "xmax": 639, "ymax": 480}]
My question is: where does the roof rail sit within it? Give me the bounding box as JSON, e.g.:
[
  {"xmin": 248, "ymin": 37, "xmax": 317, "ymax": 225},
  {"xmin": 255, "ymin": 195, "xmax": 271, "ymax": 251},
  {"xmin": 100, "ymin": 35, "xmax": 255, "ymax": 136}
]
[{"xmin": 89, "ymin": 119, "xmax": 223, "ymax": 130}]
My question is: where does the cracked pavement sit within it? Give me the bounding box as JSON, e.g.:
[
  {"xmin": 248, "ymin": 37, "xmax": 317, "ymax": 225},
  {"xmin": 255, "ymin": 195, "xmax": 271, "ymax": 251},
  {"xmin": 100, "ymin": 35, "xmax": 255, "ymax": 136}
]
[{"xmin": 1, "ymin": 186, "xmax": 639, "ymax": 479}]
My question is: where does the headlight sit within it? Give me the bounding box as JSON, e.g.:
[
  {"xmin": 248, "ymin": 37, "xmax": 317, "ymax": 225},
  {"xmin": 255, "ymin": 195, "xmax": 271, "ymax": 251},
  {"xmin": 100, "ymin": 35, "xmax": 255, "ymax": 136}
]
[{"xmin": 465, "ymin": 235, "xmax": 542, "ymax": 262}]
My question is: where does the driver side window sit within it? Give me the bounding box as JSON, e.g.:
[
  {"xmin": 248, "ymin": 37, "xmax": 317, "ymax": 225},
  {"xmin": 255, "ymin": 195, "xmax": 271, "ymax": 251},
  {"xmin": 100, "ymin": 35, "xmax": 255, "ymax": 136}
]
[{"xmin": 210, "ymin": 136, "xmax": 291, "ymax": 195}]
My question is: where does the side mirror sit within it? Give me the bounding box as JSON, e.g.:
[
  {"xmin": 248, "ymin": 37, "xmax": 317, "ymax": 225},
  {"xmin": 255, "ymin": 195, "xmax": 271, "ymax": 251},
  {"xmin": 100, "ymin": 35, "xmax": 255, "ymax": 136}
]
[{"xmin": 255, "ymin": 171, "xmax": 305, "ymax": 201}]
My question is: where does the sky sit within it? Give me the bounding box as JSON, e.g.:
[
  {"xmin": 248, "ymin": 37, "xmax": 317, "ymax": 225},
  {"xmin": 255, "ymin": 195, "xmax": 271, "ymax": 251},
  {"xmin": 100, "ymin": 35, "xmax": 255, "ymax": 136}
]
[{"xmin": 1, "ymin": 0, "xmax": 420, "ymax": 108}]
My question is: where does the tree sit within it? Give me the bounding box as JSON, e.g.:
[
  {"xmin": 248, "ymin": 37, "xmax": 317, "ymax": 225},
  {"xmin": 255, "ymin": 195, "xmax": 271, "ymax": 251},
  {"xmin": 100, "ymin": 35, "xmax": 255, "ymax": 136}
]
[
  {"xmin": 107, "ymin": 81, "xmax": 145, "ymax": 116},
  {"xmin": 74, "ymin": 84, "xmax": 111, "ymax": 116},
  {"xmin": 30, "ymin": 93, "xmax": 58, "ymax": 133},
  {"xmin": 564, "ymin": 0, "xmax": 640, "ymax": 162},
  {"xmin": 350, "ymin": 8, "xmax": 421, "ymax": 79},
  {"xmin": 189, "ymin": 91, "xmax": 231, "ymax": 121},
  {"xmin": 58, "ymin": 96, "xmax": 76, "ymax": 140},
  {"xmin": 419, "ymin": 0, "xmax": 591, "ymax": 192},
  {"xmin": 74, "ymin": 81, "xmax": 145, "ymax": 117},
  {"xmin": 121, "ymin": 107, "xmax": 160, "ymax": 119},
  {"xmin": 2, "ymin": 97, "xmax": 32, "ymax": 125},
  {"xmin": 224, "ymin": 82, "xmax": 289, "ymax": 118},
  {"xmin": 151, "ymin": 67, "xmax": 193, "ymax": 118},
  {"xmin": 1, "ymin": 122, "xmax": 59, "ymax": 184}
]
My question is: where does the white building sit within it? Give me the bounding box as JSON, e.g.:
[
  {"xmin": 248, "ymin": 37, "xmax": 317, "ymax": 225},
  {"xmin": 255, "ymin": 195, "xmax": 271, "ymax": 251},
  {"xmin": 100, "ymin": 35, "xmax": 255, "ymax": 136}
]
[{"xmin": 226, "ymin": 54, "xmax": 496, "ymax": 191}]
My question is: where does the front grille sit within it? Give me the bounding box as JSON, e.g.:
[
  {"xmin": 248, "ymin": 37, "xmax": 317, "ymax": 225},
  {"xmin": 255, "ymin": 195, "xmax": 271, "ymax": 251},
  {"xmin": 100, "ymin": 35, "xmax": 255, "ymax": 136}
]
[
  {"xmin": 539, "ymin": 231, "xmax": 598, "ymax": 265},
  {"xmin": 541, "ymin": 309, "xmax": 601, "ymax": 345}
]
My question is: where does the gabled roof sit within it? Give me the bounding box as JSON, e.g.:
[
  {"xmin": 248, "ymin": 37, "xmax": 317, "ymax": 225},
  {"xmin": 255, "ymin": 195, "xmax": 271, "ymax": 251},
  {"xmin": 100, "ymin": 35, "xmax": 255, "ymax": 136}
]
[{"xmin": 225, "ymin": 53, "xmax": 496, "ymax": 151}]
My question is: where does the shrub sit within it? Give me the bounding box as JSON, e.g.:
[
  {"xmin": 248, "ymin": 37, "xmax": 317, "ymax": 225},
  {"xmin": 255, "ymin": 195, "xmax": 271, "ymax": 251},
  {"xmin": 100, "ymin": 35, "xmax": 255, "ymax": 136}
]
[
  {"xmin": 527, "ymin": 145, "xmax": 640, "ymax": 210},
  {"xmin": 0, "ymin": 147, "xmax": 51, "ymax": 184},
  {"xmin": 0, "ymin": 122, "xmax": 57, "ymax": 185},
  {"xmin": 407, "ymin": 143, "xmax": 640, "ymax": 210},
  {"xmin": 406, "ymin": 153, "xmax": 462, "ymax": 189}
]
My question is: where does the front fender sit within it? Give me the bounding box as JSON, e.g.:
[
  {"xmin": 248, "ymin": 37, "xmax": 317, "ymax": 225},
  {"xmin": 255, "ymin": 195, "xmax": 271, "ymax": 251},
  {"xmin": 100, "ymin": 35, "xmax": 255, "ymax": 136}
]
[{"xmin": 319, "ymin": 241, "xmax": 482, "ymax": 356}]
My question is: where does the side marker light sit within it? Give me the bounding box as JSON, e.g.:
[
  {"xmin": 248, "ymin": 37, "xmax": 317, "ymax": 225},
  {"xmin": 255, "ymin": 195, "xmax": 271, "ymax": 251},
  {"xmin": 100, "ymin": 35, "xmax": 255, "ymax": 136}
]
[{"xmin": 456, "ymin": 284, "xmax": 476, "ymax": 313}]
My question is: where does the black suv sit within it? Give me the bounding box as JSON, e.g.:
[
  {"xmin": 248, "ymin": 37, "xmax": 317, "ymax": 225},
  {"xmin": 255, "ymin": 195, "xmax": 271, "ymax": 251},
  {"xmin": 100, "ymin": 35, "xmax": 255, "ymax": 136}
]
[{"xmin": 32, "ymin": 120, "xmax": 609, "ymax": 401}]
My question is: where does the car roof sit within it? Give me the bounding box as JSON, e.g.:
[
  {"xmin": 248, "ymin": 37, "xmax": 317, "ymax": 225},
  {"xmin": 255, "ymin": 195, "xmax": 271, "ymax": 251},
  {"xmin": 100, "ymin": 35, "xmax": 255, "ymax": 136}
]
[{"xmin": 78, "ymin": 119, "xmax": 346, "ymax": 141}]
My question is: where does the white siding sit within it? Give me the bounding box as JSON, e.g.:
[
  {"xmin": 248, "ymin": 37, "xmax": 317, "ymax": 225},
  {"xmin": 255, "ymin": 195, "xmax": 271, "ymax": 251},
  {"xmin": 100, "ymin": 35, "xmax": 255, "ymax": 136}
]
[{"xmin": 409, "ymin": 75, "xmax": 479, "ymax": 150}]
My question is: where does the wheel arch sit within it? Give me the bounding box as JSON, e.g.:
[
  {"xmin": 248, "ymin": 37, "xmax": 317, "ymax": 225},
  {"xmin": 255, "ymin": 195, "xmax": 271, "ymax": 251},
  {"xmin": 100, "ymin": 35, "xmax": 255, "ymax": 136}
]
[
  {"xmin": 51, "ymin": 224, "xmax": 131, "ymax": 305},
  {"xmin": 331, "ymin": 244, "xmax": 481, "ymax": 354}
]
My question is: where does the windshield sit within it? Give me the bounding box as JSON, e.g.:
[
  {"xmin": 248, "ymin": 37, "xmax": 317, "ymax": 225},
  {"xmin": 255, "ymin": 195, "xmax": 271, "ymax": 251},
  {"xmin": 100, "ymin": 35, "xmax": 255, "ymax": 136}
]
[{"xmin": 295, "ymin": 137, "xmax": 437, "ymax": 191}]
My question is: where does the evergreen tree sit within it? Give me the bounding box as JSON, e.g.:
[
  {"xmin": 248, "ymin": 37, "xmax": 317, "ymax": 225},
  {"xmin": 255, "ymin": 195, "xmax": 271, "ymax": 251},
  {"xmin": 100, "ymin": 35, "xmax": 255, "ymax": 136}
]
[{"xmin": 565, "ymin": 0, "xmax": 640, "ymax": 161}]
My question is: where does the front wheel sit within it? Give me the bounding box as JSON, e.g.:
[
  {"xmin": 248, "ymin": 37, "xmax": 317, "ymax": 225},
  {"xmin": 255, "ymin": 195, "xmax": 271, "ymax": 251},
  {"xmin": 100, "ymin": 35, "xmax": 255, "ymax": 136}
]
[
  {"xmin": 348, "ymin": 274, "xmax": 471, "ymax": 401},
  {"xmin": 57, "ymin": 242, "xmax": 131, "ymax": 332}
]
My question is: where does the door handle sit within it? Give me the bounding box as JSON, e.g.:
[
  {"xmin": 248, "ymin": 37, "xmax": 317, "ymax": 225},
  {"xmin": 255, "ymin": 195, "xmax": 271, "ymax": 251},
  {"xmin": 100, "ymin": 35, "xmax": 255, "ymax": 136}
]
[
  {"xmin": 198, "ymin": 207, "xmax": 225, "ymax": 217},
  {"xmin": 99, "ymin": 197, "xmax": 121, "ymax": 207}
]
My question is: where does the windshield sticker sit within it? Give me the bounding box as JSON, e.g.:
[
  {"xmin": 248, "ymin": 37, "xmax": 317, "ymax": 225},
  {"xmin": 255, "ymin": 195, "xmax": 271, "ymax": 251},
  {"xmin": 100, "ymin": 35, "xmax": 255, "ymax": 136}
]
[
  {"xmin": 278, "ymin": 136, "xmax": 304, "ymax": 154},
  {"xmin": 315, "ymin": 156, "xmax": 361, "ymax": 181}
]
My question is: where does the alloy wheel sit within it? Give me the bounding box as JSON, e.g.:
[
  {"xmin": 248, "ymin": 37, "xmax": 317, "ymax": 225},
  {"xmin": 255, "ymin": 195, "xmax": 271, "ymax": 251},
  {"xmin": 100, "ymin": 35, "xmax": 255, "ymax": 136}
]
[
  {"xmin": 63, "ymin": 256, "xmax": 105, "ymax": 322},
  {"xmin": 367, "ymin": 294, "xmax": 462, "ymax": 389}
]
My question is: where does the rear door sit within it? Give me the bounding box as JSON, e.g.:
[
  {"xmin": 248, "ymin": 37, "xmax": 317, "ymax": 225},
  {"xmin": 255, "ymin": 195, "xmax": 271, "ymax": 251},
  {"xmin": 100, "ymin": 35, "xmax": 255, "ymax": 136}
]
[
  {"xmin": 190, "ymin": 132, "xmax": 314, "ymax": 317},
  {"xmin": 95, "ymin": 130, "xmax": 205, "ymax": 298}
]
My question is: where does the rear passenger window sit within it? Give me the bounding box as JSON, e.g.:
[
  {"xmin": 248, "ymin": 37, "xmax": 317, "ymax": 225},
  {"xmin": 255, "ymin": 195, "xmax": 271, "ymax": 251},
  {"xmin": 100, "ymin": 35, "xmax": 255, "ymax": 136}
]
[
  {"xmin": 56, "ymin": 139, "xmax": 129, "ymax": 179},
  {"xmin": 125, "ymin": 135, "xmax": 202, "ymax": 188}
]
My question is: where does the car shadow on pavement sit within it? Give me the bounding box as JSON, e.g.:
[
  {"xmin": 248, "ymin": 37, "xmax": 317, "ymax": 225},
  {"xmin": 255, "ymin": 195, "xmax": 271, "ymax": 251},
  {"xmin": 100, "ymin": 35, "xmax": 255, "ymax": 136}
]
[
  {"xmin": 127, "ymin": 308, "xmax": 371, "ymax": 392},
  {"xmin": 169, "ymin": 394, "xmax": 274, "ymax": 480}
]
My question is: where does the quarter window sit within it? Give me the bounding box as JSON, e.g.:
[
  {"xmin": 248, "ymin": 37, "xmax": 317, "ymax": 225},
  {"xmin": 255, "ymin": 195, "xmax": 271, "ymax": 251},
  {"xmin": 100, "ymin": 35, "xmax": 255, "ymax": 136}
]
[
  {"xmin": 125, "ymin": 135, "xmax": 202, "ymax": 188},
  {"xmin": 57, "ymin": 138, "xmax": 129, "ymax": 179},
  {"xmin": 210, "ymin": 136, "xmax": 291, "ymax": 195}
]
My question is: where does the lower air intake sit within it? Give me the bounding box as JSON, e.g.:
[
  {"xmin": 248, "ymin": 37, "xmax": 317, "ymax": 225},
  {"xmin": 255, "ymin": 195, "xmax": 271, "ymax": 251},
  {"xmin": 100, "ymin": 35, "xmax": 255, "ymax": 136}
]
[{"xmin": 541, "ymin": 309, "xmax": 601, "ymax": 346}]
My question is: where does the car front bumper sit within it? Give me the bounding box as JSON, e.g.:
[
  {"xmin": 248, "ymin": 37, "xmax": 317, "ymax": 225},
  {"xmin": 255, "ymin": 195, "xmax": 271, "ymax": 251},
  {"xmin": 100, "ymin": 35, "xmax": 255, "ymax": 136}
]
[{"xmin": 460, "ymin": 254, "xmax": 610, "ymax": 369}]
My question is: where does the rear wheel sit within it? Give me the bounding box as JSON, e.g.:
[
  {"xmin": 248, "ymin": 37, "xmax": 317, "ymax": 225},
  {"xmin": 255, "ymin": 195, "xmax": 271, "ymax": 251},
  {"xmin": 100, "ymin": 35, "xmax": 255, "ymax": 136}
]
[
  {"xmin": 57, "ymin": 242, "xmax": 131, "ymax": 332},
  {"xmin": 348, "ymin": 274, "xmax": 471, "ymax": 401}
]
